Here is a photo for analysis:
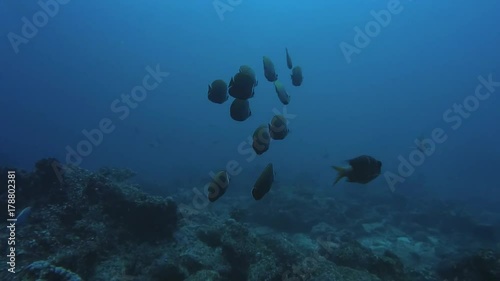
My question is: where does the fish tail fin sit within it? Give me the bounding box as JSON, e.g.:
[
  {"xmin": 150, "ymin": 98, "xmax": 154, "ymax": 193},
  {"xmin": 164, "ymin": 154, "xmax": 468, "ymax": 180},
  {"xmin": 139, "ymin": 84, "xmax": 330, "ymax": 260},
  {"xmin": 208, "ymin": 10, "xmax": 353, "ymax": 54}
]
[{"xmin": 332, "ymin": 166, "xmax": 347, "ymax": 186}]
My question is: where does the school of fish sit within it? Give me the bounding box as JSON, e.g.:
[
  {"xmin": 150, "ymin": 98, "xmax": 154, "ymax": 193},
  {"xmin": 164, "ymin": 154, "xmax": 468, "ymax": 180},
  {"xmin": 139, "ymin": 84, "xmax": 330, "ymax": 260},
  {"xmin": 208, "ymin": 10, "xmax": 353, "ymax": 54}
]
[{"xmin": 206, "ymin": 48, "xmax": 382, "ymax": 202}]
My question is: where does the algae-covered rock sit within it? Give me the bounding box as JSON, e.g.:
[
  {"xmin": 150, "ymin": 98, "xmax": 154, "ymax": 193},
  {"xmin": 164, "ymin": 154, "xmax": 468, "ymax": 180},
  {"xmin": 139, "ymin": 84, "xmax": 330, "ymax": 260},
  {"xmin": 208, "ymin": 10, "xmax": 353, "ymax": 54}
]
[
  {"xmin": 436, "ymin": 249, "xmax": 500, "ymax": 280},
  {"xmin": 327, "ymin": 241, "xmax": 408, "ymax": 281}
]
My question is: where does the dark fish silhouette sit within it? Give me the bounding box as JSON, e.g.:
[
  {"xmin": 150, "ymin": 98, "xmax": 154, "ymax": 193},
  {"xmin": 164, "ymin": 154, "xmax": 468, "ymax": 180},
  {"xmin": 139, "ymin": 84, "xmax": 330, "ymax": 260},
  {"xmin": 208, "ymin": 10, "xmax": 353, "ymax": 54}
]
[
  {"xmin": 207, "ymin": 171, "xmax": 230, "ymax": 202},
  {"xmin": 269, "ymin": 114, "xmax": 289, "ymax": 140},
  {"xmin": 228, "ymin": 65, "xmax": 258, "ymax": 100},
  {"xmin": 274, "ymin": 80, "xmax": 290, "ymax": 105},
  {"xmin": 263, "ymin": 56, "xmax": 278, "ymax": 82},
  {"xmin": 252, "ymin": 125, "xmax": 271, "ymax": 155},
  {"xmin": 208, "ymin": 79, "xmax": 228, "ymax": 104},
  {"xmin": 286, "ymin": 48, "xmax": 293, "ymax": 69},
  {"xmin": 291, "ymin": 66, "xmax": 303, "ymax": 86},
  {"xmin": 230, "ymin": 99, "xmax": 251, "ymax": 121},
  {"xmin": 252, "ymin": 163, "xmax": 275, "ymax": 200},
  {"xmin": 332, "ymin": 155, "xmax": 382, "ymax": 185}
]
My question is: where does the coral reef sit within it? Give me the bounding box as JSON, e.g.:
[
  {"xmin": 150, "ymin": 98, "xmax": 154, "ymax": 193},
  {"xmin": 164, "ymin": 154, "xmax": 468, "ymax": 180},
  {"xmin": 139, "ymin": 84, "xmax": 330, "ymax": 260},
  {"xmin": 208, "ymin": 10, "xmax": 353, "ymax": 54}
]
[
  {"xmin": 436, "ymin": 249, "xmax": 500, "ymax": 280},
  {"xmin": 0, "ymin": 159, "xmax": 179, "ymax": 281},
  {"xmin": 0, "ymin": 158, "xmax": 499, "ymax": 281},
  {"xmin": 22, "ymin": 260, "xmax": 83, "ymax": 281}
]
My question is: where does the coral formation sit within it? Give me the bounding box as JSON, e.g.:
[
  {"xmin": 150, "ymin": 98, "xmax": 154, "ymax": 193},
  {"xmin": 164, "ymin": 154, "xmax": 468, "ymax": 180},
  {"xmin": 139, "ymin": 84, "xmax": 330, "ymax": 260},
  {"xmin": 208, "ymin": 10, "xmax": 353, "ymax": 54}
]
[{"xmin": 1, "ymin": 158, "xmax": 499, "ymax": 281}]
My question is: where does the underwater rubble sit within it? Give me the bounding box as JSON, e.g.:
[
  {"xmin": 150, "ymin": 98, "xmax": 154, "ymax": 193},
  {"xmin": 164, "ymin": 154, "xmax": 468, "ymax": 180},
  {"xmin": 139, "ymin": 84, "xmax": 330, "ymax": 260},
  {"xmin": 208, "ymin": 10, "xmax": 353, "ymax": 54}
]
[{"xmin": 1, "ymin": 159, "xmax": 499, "ymax": 281}]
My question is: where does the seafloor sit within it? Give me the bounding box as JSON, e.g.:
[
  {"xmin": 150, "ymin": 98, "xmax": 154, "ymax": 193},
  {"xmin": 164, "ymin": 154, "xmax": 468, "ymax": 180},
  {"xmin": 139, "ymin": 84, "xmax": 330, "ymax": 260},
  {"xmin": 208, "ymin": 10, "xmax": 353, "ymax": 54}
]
[{"xmin": 1, "ymin": 158, "xmax": 499, "ymax": 281}]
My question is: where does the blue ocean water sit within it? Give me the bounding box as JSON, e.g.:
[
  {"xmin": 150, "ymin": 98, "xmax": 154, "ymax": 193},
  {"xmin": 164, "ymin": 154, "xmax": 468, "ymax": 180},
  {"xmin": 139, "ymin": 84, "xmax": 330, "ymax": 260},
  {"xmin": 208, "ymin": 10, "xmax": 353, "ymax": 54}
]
[
  {"xmin": 1, "ymin": 1, "xmax": 500, "ymax": 280},
  {"xmin": 2, "ymin": 0, "xmax": 499, "ymax": 200}
]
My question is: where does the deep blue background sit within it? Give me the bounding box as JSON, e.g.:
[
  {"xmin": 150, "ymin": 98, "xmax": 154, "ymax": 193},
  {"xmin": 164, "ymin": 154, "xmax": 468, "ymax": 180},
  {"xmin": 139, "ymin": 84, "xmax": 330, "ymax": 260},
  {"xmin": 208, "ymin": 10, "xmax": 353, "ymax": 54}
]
[{"xmin": 1, "ymin": 0, "xmax": 499, "ymax": 203}]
